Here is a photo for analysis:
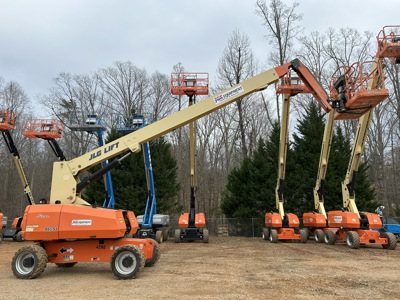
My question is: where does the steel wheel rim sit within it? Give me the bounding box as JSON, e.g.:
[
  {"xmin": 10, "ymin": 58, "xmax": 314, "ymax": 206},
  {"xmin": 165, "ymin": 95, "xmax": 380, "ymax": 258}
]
[
  {"xmin": 15, "ymin": 250, "xmax": 35, "ymax": 275},
  {"xmin": 115, "ymin": 251, "xmax": 137, "ymax": 275}
]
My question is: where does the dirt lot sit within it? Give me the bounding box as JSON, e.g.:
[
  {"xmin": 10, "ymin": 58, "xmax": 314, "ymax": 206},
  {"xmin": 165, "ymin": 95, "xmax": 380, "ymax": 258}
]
[{"xmin": 1, "ymin": 237, "xmax": 399, "ymax": 299}]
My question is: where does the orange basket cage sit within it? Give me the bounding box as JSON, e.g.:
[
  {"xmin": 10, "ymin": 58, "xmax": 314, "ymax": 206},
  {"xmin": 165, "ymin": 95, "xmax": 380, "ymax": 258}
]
[
  {"xmin": 23, "ymin": 118, "xmax": 64, "ymax": 139},
  {"xmin": 0, "ymin": 110, "xmax": 16, "ymax": 131},
  {"xmin": 171, "ymin": 72, "xmax": 209, "ymax": 96},
  {"xmin": 376, "ymin": 25, "xmax": 400, "ymax": 63},
  {"xmin": 275, "ymin": 71, "xmax": 311, "ymax": 95},
  {"xmin": 330, "ymin": 60, "xmax": 389, "ymax": 120}
]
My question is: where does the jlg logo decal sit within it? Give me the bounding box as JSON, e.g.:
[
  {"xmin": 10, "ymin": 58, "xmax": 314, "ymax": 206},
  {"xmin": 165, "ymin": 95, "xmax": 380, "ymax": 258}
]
[
  {"xmin": 71, "ymin": 220, "xmax": 92, "ymax": 226},
  {"xmin": 89, "ymin": 142, "xmax": 120, "ymax": 161}
]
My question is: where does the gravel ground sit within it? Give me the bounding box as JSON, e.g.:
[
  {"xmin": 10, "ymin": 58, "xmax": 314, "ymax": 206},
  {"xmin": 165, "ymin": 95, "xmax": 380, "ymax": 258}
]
[{"xmin": 1, "ymin": 236, "xmax": 399, "ymax": 299}]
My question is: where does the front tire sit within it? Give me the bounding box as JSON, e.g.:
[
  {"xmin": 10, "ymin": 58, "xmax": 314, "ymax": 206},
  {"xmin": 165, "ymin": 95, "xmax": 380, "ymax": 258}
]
[
  {"xmin": 381, "ymin": 232, "xmax": 397, "ymax": 250},
  {"xmin": 11, "ymin": 245, "xmax": 48, "ymax": 279},
  {"xmin": 269, "ymin": 229, "xmax": 278, "ymax": 243},
  {"xmin": 111, "ymin": 245, "xmax": 144, "ymax": 279},
  {"xmin": 262, "ymin": 228, "xmax": 269, "ymax": 240}
]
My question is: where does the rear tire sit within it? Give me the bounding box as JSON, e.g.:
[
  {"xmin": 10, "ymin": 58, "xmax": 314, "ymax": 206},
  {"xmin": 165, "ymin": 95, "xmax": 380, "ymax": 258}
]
[
  {"xmin": 269, "ymin": 229, "xmax": 278, "ymax": 243},
  {"xmin": 346, "ymin": 231, "xmax": 360, "ymax": 249},
  {"xmin": 203, "ymin": 229, "xmax": 209, "ymax": 243},
  {"xmin": 111, "ymin": 245, "xmax": 144, "ymax": 279},
  {"xmin": 162, "ymin": 228, "xmax": 169, "ymax": 241},
  {"xmin": 324, "ymin": 230, "xmax": 336, "ymax": 245},
  {"xmin": 0, "ymin": 232, "xmax": 3, "ymax": 242},
  {"xmin": 262, "ymin": 228, "xmax": 269, "ymax": 240},
  {"xmin": 299, "ymin": 229, "xmax": 308, "ymax": 243},
  {"xmin": 12, "ymin": 245, "xmax": 48, "ymax": 279},
  {"xmin": 314, "ymin": 229, "xmax": 325, "ymax": 243},
  {"xmin": 174, "ymin": 229, "xmax": 181, "ymax": 243},
  {"xmin": 381, "ymin": 232, "xmax": 397, "ymax": 250},
  {"xmin": 155, "ymin": 230, "xmax": 163, "ymax": 244}
]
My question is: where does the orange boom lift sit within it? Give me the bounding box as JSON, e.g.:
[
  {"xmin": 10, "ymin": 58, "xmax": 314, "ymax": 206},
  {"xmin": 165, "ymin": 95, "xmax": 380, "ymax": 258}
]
[
  {"xmin": 171, "ymin": 72, "xmax": 209, "ymax": 243},
  {"xmin": 313, "ymin": 26, "xmax": 400, "ymax": 249},
  {"xmin": 0, "ymin": 110, "xmax": 35, "ymax": 242},
  {"xmin": 263, "ymin": 70, "xmax": 329, "ymax": 243}
]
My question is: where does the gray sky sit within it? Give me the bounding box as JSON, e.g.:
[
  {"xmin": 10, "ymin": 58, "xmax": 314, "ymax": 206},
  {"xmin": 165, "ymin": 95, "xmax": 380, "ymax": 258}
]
[{"xmin": 1, "ymin": 0, "xmax": 399, "ymax": 115}]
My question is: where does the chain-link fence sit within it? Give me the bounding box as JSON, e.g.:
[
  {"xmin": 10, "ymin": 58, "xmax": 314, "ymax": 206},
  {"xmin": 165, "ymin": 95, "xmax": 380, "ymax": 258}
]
[{"xmin": 169, "ymin": 217, "xmax": 265, "ymax": 237}]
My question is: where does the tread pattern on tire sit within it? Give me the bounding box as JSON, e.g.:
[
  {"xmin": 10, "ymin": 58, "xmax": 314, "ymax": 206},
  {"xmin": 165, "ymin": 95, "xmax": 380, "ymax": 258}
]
[
  {"xmin": 203, "ymin": 229, "xmax": 209, "ymax": 243},
  {"xmin": 11, "ymin": 244, "xmax": 48, "ymax": 279},
  {"xmin": 346, "ymin": 231, "xmax": 360, "ymax": 249},
  {"xmin": 381, "ymin": 232, "xmax": 397, "ymax": 250}
]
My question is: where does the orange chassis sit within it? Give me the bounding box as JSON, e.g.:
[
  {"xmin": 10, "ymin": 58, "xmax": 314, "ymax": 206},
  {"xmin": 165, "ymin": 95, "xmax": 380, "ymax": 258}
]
[{"xmin": 11, "ymin": 204, "xmax": 160, "ymax": 280}]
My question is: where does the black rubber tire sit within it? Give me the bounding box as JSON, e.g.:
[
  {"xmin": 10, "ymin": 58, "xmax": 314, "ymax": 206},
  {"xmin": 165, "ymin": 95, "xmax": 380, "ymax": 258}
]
[
  {"xmin": 346, "ymin": 231, "xmax": 360, "ymax": 249},
  {"xmin": 262, "ymin": 228, "xmax": 270, "ymax": 240},
  {"xmin": 381, "ymin": 232, "xmax": 397, "ymax": 250},
  {"xmin": 203, "ymin": 229, "xmax": 209, "ymax": 243},
  {"xmin": 324, "ymin": 230, "xmax": 336, "ymax": 245},
  {"xmin": 174, "ymin": 229, "xmax": 181, "ymax": 243},
  {"xmin": 302, "ymin": 227, "xmax": 310, "ymax": 239},
  {"xmin": 144, "ymin": 240, "xmax": 160, "ymax": 267},
  {"xmin": 0, "ymin": 232, "xmax": 3, "ymax": 242},
  {"xmin": 15, "ymin": 231, "xmax": 24, "ymax": 242},
  {"xmin": 110, "ymin": 245, "xmax": 144, "ymax": 279},
  {"xmin": 299, "ymin": 229, "xmax": 308, "ymax": 243},
  {"xmin": 162, "ymin": 228, "xmax": 169, "ymax": 241},
  {"xmin": 269, "ymin": 229, "xmax": 278, "ymax": 243},
  {"xmin": 155, "ymin": 230, "xmax": 163, "ymax": 244},
  {"xmin": 55, "ymin": 262, "xmax": 77, "ymax": 268},
  {"xmin": 314, "ymin": 229, "xmax": 325, "ymax": 243},
  {"xmin": 11, "ymin": 245, "xmax": 48, "ymax": 279}
]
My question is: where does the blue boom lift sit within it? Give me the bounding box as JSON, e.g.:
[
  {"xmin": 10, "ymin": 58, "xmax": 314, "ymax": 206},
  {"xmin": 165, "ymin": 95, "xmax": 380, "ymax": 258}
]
[{"xmin": 117, "ymin": 114, "xmax": 169, "ymax": 243}]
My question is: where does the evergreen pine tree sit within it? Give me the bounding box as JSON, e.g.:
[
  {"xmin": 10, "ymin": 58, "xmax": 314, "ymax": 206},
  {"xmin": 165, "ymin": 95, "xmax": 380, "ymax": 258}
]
[
  {"xmin": 221, "ymin": 122, "xmax": 280, "ymax": 218},
  {"xmin": 289, "ymin": 101, "xmax": 325, "ymax": 214},
  {"xmin": 222, "ymin": 99, "xmax": 378, "ymax": 219}
]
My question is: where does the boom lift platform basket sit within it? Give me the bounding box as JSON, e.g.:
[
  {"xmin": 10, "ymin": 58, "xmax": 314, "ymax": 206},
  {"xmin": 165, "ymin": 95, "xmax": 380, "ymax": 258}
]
[
  {"xmin": 23, "ymin": 118, "xmax": 66, "ymax": 161},
  {"xmin": 22, "ymin": 119, "xmax": 64, "ymax": 139},
  {"xmin": 0, "ymin": 110, "xmax": 16, "ymax": 131},
  {"xmin": 171, "ymin": 72, "xmax": 209, "ymax": 96},
  {"xmin": 376, "ymin": 25, "xmax": 400, "ymax": 63},
  {"xmin": 330, "ymin": 60, "xmax": 389, "ymax": 120}
]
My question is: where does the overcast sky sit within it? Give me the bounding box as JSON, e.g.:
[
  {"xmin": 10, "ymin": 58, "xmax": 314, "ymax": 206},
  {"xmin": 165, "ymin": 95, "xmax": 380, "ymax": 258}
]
[{"xmin": 1, "ymin": 0, "xmax": 399, "ymax": 116}]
